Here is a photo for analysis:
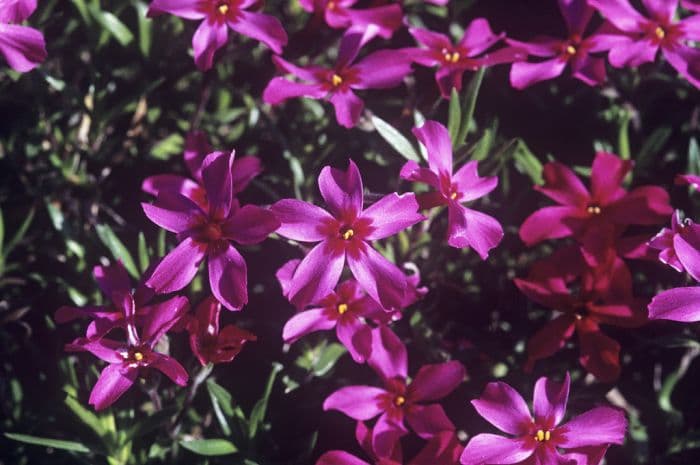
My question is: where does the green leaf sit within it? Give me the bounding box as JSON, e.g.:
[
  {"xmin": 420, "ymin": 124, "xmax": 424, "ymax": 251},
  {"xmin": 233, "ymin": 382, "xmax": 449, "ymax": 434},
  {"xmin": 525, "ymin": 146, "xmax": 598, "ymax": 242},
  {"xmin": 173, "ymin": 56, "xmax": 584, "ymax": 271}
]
[
  {"xmin": 447, "ymin": 88, "xmax": 461, "ymax": 148},
  {"xmin": 88, "ymin": 4, "xmax": 134, "ymax": 47},
  {"xmin": 95, "ymin": 224, "xmax": 139, "ymax": 278},
  {"xmin": 0, "ymin": 208, "xmax": 4, "ymax": 256},
  {"xmin": 150, "ymin": 133, "xmax": 184, "ymax": 160},
  {"xmin": 5, "ymin": 433, "xmax": 90, "ymax": 453},
  {"xmin": 3, "ymin": 207, "xmax": 35, "ymax": 260},
  {"xmin": 64, "ymin": 394, "xmax": 106, "ymax": 440},
  {"xmin": 312, "ymin": 343, "xmax": 346, "ymax": 377},
  {"xmin": 512, "ymin": 140, "xmax": 544, "ymax": 185},
  {"xmin": 371, "ymin": 115, "xmax": 420, "ymax": 162},
  {"xmin": 207, "ymin": 379, "xmax": 234, "ymax": 417},
  {"xmin": 248, "ymin": 363, "xmax": 282, "ymax": 439},
  {"xmin": 137, "ymin": 232, "xmax": 149, "ymax": 273},
  {"xmin": 687, "ymin": 137, "xmax": 699, "ymax": 175},
  {"xmin": 617, "ymin": 107, "xmax": 631, "ymax": 160},
  {"xmin": 456, "ymin": 67, "xmax": 486, "ymax": 146},
  {"xmin": 133, "ymin": 1, "xmax": 151, "ymax": 57},
  {"xmin": 179, "ymin": 439, "xmax": 238, "ymax": 456}
]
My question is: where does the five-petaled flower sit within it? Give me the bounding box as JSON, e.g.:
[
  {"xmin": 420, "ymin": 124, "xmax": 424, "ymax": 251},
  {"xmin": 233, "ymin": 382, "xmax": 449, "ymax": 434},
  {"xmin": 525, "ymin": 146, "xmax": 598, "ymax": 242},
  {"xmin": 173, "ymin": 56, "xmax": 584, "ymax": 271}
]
[
  {"xmin": 147, "ymin": 0, "xmax": 288, "ymax": 71},
  {"xmin": 142, "ymin": 150, "xmax": 280, "ymax": 311},
  {"xmin": 0, "ymin": 0, "xmax": 47, "ymax": 72},
  {"xmin": 271, "ymin": 159, "xmax": 424, "ymax": 311},
  {"xmin": 460, "ymin": 372, "xmax": 627, "ymax": 465},
  {"xmin": 263, "ymin": 31, "xmax": 413, "ymax": 128},
  {"xmin": 400, "ymin": 120, "xmax": 503, "ymax": 258}
]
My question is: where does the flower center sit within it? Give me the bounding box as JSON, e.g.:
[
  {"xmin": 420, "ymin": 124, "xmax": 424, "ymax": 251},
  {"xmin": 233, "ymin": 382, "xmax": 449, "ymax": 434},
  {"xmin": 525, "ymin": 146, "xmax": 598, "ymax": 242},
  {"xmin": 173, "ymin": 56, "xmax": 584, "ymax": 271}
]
[
  {"xmin": 586, "ymin": 204, "xmax": 601, "ymax": 215},
  {"xmin": 394, "ymin": 395, "xmax": 406, "ymax": 407},
  {"xmin": 450, "ymin": 191, "xmax": 458, "ymax": 200},
  {"xmin": 340, "ymin": 226, "xmax": 354, "ymax": 240},
  {"xmin": 327, "ymin": 0, "xmax": 337, "ymax": 10},
  {"xmin": 442, "ymin": 49, "xmax": 460, "ymax": 64},
  {"xmin": 217, "ymin": 1, "xmax": 229, "ymax": 15},
  {"xmin": 654, "ymin": 26, "xmax": 665, "ymax": 40},
  {"xmin": 331, "ymin": 74, "xmax": 343, "ymax": 87},
  {"xmin": 337, "ymin": 303, "xmax": 348, "ymax": 314},
  {"xmin": 565, "ymin": 44, "xmax": 577, "ymax": 56},
  {"xmin": 534, "ymin": 429, "xmax": 551, "ymax": 442},
  {"xmin": 120, "ymin": 347, "xmax": 147, "ymax": 367},
  {"xmin": 202, "ymin": 222, "xmax": 223, "ymax": 242}
]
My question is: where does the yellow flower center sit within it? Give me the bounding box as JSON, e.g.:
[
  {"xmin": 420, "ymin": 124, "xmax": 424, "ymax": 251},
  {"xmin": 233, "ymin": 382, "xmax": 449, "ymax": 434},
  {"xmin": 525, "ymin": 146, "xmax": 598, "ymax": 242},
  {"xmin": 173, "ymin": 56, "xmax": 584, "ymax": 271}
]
[
  {"xmin": 655, "ymin": 26, "xmax": 665, "ymax": 40},
  {"xmin": 331, "ymin": 74, "xmax": 343, "ymax": 87},
  {"xmin": 443, "ymin": 50, "xmax": 460, "ymax": 64},
  {"xmin": 327, "ymin": 0, "xmax": 337, "ymax": 10},
  {"xmin": 337, "ymin": 303, "xmax": 348, "ymax": 314},
  {"xmin": 217, "ymin": 2, "xmax": 229, "ymax": 15},
  {"xmin": 534, "ymin": 429, "xmax": 551, "ymax": 442},
  {"xmin": 566, "ymin": 45, "xmax": 577, "ymax": 56},
  {"xmin": 133, "ymin": 351, "xmax": 144, "ymax": 361},
  {"xmin": 450, "ymin": 192, "xmax": 458, "ymax": 200},
  {"xmin": 394, "ymin": 395, "xmax": 406, "ymax": 406},
  {"xmin": 341, "ymin": 228, "xmax": 354, "ymax": 240},
  {"xmin": 586, "ymin": 204, "xmax": 602, "ymax": 215}
]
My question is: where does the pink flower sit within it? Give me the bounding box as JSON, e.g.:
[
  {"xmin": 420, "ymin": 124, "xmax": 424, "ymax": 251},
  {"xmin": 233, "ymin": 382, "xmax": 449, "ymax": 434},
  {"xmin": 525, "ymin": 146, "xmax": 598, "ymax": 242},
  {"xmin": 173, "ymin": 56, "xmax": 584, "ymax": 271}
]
[
  {"xmin": 66, "ymin": 290, "xmax": 189, "ymax": 410},
  {"xmin": 299, "ymin": 0, "xmax": 403, "ymax": 43},
  {"xmin": 588, "ymin": 0, "xmax": 700, "ymax": 87},
  {"xmin": 519, "ymin": 151, "xmax": 672, "ymax": 264},
  {"xmin": 514, "ymin": 247, "xmax": 646, "ymax": 382},
  {"xmin": 147, "ymin": 0, "xmax": 287, "ymax": 71},
  {"xmin": 0, "ymin": 0, "xmax": 47, "ymax": 72},
  {"xmin": 508, "ymin": 0, "xmax": 607, "ymax": 88},
  {"xmin": 142, "ymin": 150, "xmax": 280, "ymax": 311},
  {"xmin": 271, "ymin": 160, "xmax": 424, "ymax": 311},
  {"xmin": 404, "ymin": 20, "xmax": 523, "ymax": 97},
  {"xmin": 186, "ymin": 296, "xmax": 256, "ymax": 365},
  {"xmin": 400, "ymin": 120, "xmax": 503, "ymax": 258},
  {"xmin": 316, "ymin": 421, "xmax": 405, "ymax": 465},
  {"xmin": 675, "ymin": 173, "xmax": 700, "ymax": 189},
  {"xmin": 263, "ymin": 31, "xmax": 413, "ymax": 128},
  {"xmin": 460, "ymin": 373, "xmax": 627, "ymax": 465},
  {"xmin": 324, "ymin": 326, "xmax": 464, "ymax": 451}
]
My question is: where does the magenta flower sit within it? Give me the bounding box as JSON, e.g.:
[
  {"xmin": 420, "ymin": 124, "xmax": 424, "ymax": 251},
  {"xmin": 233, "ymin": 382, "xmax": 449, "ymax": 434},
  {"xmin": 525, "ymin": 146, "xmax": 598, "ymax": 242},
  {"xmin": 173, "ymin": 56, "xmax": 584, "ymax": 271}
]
[
  {"xmin": 298, "ymin": 0, "xmax": 403, "ymax": 43},
  {"xmin": 519, "ymin": 151, "xmax": 672, "ymax": 263},
  {"xmin": 142, "ymin": 150, "xmax": 280, "ymax": 311},
  {"xmin": 460, "ymin": 373, "xmax": 627, "ymax": 465},
  {"xmin": 147, "ymin": 0, "xmax": 287, "ymax": 71},
  {"xmin": 508, "ymin": 0, "xmax": 607, "ymax": 88},
  {"xmin": 316, "ymin": 420, "xmax": 405, "ymax": 465},
  {"xmin": 400, "ymin": 120, "xmax": 503, "ymax": 258},
  {"xmin": 0, "ymin": 0, "xmax": 47, "ymax": 72},
  {"xmin": 271, "ymin": 160, "xmax": 424, "ymax": 311},
  {"xmin": 588, "ymin": 0, "xmax": 700, "ymax": 87},
  {"xmin": 514, "ymin": 246, "xmax": 646, "ymax": 382},
  {"xmin": 676, "ymin": 173, "xmax": 700, "ymax": 189},
  {"xmin": 263, "ymin": 31, "xmax": 413, "ymax": 128},
  {"xmin": 404, "ymin": 20, "xmax": 523, "ymax": 96},
  {"xmin": 66, "ymin": 290, "xmax": 189, "ymax": 410},
  {"xmin": 187, "ymin": 296, "xmax": 256, "ymax": 366},
  {"xmin": 324, "ymin": 326, "xmax": 464, "ymax": 450}
]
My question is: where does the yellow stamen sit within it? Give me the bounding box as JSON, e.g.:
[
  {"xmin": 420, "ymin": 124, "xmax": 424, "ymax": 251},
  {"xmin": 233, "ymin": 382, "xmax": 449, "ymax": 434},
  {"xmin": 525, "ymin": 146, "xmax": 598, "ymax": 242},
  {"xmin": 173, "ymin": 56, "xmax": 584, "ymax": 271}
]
[
  {"xmin": 655, "ymin": 26, "xmax": 665, "ymax": 40},
  {"xmin": 394, "ymin": 395, "xmax": 406, "ymax": 406},
  {"xmin": 337, "ymin": 303, "xmax": 348, "ymax": 314},
  {"xmin": 566, "ymin": 45, "xmax": 577, "ymax": 56},
  {"xmin": 342, "ymin": 228, "xmax": 354, "ymax": 240},
  {"xmin": 327, "ymin": 0, "xmax": 337, "ymax": 10},
  {"xmin": 331, "ymin": 74, "xmax": 343, "ymax": 87},
  {"xmin": 450, "ymin": 192, "xmax": 458, "ymax": 200},
  {"xmin": 444, "ymin": 51, "xmax": 460, "ymax": 63},
  {"xmin": 534, "ymin": 429, "xmax": 551, "ymax": 442},
  {"xmin": 133, "ymin": 351, "xmax": 144, "ymax": 362},
  {"xmin": 586, "ymin": 205, "xmax": 602, "ymax": 215},
  {"xmin": 217, "ymin": 3, "xmax": 229, "ymax": 15}
]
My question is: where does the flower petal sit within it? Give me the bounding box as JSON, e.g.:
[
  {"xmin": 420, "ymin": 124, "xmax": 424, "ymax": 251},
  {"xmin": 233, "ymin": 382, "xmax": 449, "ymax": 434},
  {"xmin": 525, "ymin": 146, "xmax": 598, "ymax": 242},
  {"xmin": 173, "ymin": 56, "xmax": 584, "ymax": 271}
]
[
  {"xmin": 409, "ymin": 361, "xmax": 465, "ymax": 402},
  {"xmin": 588, "ymin": 0, "xmax": 647, "ymax": 32},
  {"xmin": 471, "ymin": 381, "xmax": 532, "ymax": 435},
  {"xmin": 510, "ymin": 58, "xmax": 568, "ymax": 90},
  {"xmin": 231, "ymin": 155, "xmax": 262, "ymax": 194},
  {"xmin": 192, "ymin": 18, "xmax": 228, "ymax": 71},
  {"xmin": 557, "ymin": 406, "xmax": 627, "ymax": 447},
  {"xmin": 263, "ymin": 77, "xmax": 327, "ymax": 105},
  {"xmin": 662, "ymin": 44, "xmax": 700, "ymax": 89},
  {"xmin": 460, "ymin": 434, "xmax": 535, "ymax": 465},
  {"xmin": 519, "ymin": 206, "xmax": 585, "ymax": 246},
  {"xmin": 590, "ymin": 152, "xmax": 632, "ymax": 204},
  {"xmin": 142, "ymin": 192, "xmax": 203, "ymax": 234},
  {"xmin": 525, "ymin": 315, "xmax": 576, "ymax": 372},
  {"xmin": 368, "ymin": 325, "xmax": 408, "ymax": 380},
  {"xmin": 558, "ymin": 0, "xmax": 595, "ymax": 36},
  {"xmin": 351, "ymin": 50, "xmax": 413, "ymax": 90},
  {"xmin": 93, "ymin": 262, "xmax": 132, "ymax": 298},
  {"xmin": 362, "ymin": 193, "xmax": 424, "ymax": 241},
  {"xmin": 576, "ymin": 319, "xmax": 621, "ymax": 382},
  {"xmin": 406, "ymin": 403, "xmax": 455, "ymax": 439},
  {"xmin": 337, "ymin": 317, "xmax": 372, "ymax": 363},
  {"xmin": 533, "ymin": 372, "xmax": 570, "ymax": 429},
  {"xmin": 648, "ymin": 286, "xmax": 700, "ymax": 322},
  {"xmin": 330, "ymin": 89, "xmax": 364, "ymax": 128},
  {"xmin": 221, "ymin": 204, "xmax": 279, "ymax": 245},
  {"xmin": 0, "ymin": 0, "xmax": 37, "ymax": 23},
  {"xmin": 89, "ymin": 364, "xmax": 137, "ymax": 411},
  {"xmin": 282, "ymin": 308, "xmax": 336, "ymax": 343},
  {"xmin": 147, "ymin": 237, "xmax": 207, "ymax": 293},
  {"xmin": 149, "ymin": 352, "xmax": 189, "ymax": 386},
  {"xmin": 0, "ymin": 23, "xmax": 46, "ymax": 72},
  {"xmin": 227, "ymin": 10, "xmax": 287, "ymax": 54},
  {"xmin": 412, "ymin": 120, "xmax": 453, "ymax": 177},
  {"xmin": 317, "ymin": 451, "xmax": 370, "ymax": 465},
  {"xmin": 323, "ymin": 385, "xmax": 387, "ymax": 420},
  {"xmin": 460, "ymin": 18, "xmax": 502, "ymax": 56},
  {"xmin": 147, "ymin": 0, "xmax": 205, "ymax": 19},
  {"xmin": 447, "ymin": 203, "xmax": 503, "ymax": 259},
  {"xmin": 453, "ymin": 161, "xmax": 498, "ymax": 202},
  {"xmin": 347, "ymin": 242, "xmax": 407, "ymax": 311},
  {"xmin": 208, "ymin": 243, "xmax": 247, "ymax": 311},
  {"xmin": 140, "ymin": 296, "xmax": 189, "ymax": 346},
  {"xmin": 399, "ymin": 160, "xmax": 441, "ymax": 189},
  {"xmin": 287, "ymin": 240, "xmax": 345, "ymax": 309},
  {"xmin": 201, "ymin": 151, "xmax": 234, "ymax": 220},
  {"xmin": 536, "ymin": 161, "xmax": 590, "ymax": 206},
  {"xmin": 319, "ymin": 159, "xmax": 364, "ymax": 219}
]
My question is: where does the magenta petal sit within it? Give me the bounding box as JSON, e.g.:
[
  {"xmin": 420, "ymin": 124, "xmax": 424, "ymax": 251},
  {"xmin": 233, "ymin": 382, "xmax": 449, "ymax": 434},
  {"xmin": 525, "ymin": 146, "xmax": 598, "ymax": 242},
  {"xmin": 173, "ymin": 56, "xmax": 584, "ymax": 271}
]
[
  {"xmin": 453, "ymin": 161, "xmax": 498, "ymax": 201},
  {"xmin": 506, "ymin": 38, "xmax": 560, "ymax": 57},
  {"xmin": 337, "ymin": 317, "xmax": 372, "ymax": 363},
  {"xmin": 149, "ymin": 352, "xmax": 189, "ymax": 386},
  {"xmin": 460, "ymin": 434, "xmax": 535, "ymax": 465},
  {"xmin": 371, "ymin": 412, "xmax": 407, "ymax": 461},
  {"xmin": 590, "ymin": 152, "xmax": 632, "ymax": 203},
  {"xmin": 362, "ymin": 193, "xmax": 423, "ymax": 241},
  {"xmin": 283, "ymin": 308, "xmax": 336, "ymax": 343},
  {"xmin": 343, "ymin": 4, "xmax": 402, "ymax": 40},
  {"xmin": 142, "ymin": 193, "xmax": 202, "ymax": 234},
  {"xmin": 558, "ymin": 0, "xmax": 595, "ymax": 36},
  {"xmin": 262, "ymin": 77, "xmax": 327, "ymax": 105},
  {"xmin": 94, "ymin": 262, "xmax": 132, "ymax": 298},
  {"xmin": 447, "ymin": 203, "xmax": 503, "ymax": 259},
  {"xmin": 201, "ymin": 151, "xmax": 234, "ymax": 220},
  {"xmin": 141, "ymin": 296, "xmax": 189, "ymax": 346},
  {"xmin": 221, "ymin": 204, "xmax": 279, "ymax": 245},
  {"xmin": 330, "ymin": 89, "xmax": 364, "ymax": 128},
  {"xmin": 560, "ymin": 446, "xmax": 609, "ymax": 465},
  {"xmin": 0, "ymin": 23, "xmax": 46, "ymax": 72},
  {"xmin": 399, "ymin": 160, "xmax": 441, "ymax": 188},
  {"xmin": 347, "ymin": 242, "xmax": 406, "ymax": 311},
  {"xmin": 231, "ymin": 155, "xmax": 262, "ymax": 194},
  {"xmin": 276, "ymin": 259, "xmax": 300, "ymax": 296},
  {"xmin": 0, "ymin": 0, "xmax": 36, "ymax": 23},
  {"xmin": 648, "ymin": 286, "xmax": 700, "ymax": 322},
  {"xmin": 674, "ymin": 232, "xmax": 700, "ymax": 281},
  {"xmin": 288, "ymin": 240, "xmax": 345, "ymax": 309},
  {"xmin": 571, "ymin": 54, "xmax": 607, "ymax": 86},
  {"xmin": 410, "ymin": 27, "xmax": 451, "ymax": 50},
  {"xmin": 662, "ymin": 44, "xmax": 700, "ymax": 89},
  {"xmin": 409, "ymin": 361, "xmax": 465, "ymax": 402},
  {"xmin": 351, "ymin": 50, "xmax": 412, "ymax": 90},
  {"xmin": 323, "ymin": 385, "xmax": 386, "ymax": 420},
  {"xmin": 319, "ymin": 159, "xmax": 364, "ymax": 219},
  {"xmin": 368, "ymin": 326, "xmax": 407, "ymax": 380},
  {"xmin": 510, "ymin": 58, "xmax": 568, "ymax": 89},
  {"xmin": 192, "ymin": 18, "xmax": 228, "ymax": 71},
  {"xmin": 537, "ymin": 161, "xmax": 590, "ymax": 206},
  {"xmin": 412, "ymin": 120, "xmax": 453, "ymax": 177},
  {"xmin": 89, "ymin": 364, "xmax": 137, "ymax": 411},
  {"xmin": 227, "ymin": 10, "xmax": 287, "ymax": 54},
  {"xmin": 317, "ymin": 451, "xmax": 370, "ymax": 465},
  {"xmin": 533, "ymin": 373, "xmax": 570, "ymax": 429},
  {"xmin": 147, "ymin": 237, "xmax": 207, "ymax": 293},
  {"xmin": 519, "ymin": 206, "xmax": 584, "ymax": 245},
  {"xmin": 587, "ymin": 0, "xmax": 647, "ymax": 32},
  {"xmin": 406, "ymin": 403, "xmax": 455, "ymax": 439},
  {"xmin": 142, "ymin": 174, "xmax": 204, "ymax": 203},
  {"xmin": 607, "ymin": 37, "xmax": 658, "ymax": 67},
  {"xmin": 557, "ymin": 406, "xmax": 627, "ymax": 447},
  {"xmin": 183, "ymin": 130, "xmax": 211, "ymax": 181},
  {"xmin": 147, "ymin": 0, "xmax": 205, "ymax": 19},
  {"xmin": 471, "ymin": 381, "xmax": 532, "ymax": 435},
  {"xmin": 67, "ymin": 338, "xmax": 124, "ymax": 363},
  {"xmin": 271, "ymin": 199, "xmax": 335, "ymax": 242},
  {"xmin": 208, "ymin": 243, "xmax": 247, "ymax": 311},
  {"xmin": 641, "ymin": 0, "xmax": 676, "ymax": 22},
  {"xmin": 460, "ymin": 18, "xmax": 502, "ymax": 56}
]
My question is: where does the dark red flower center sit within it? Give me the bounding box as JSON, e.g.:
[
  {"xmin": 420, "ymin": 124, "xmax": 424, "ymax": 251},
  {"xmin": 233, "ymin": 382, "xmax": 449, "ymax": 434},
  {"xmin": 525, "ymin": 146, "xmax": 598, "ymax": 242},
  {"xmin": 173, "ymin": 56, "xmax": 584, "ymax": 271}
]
[
  {"xmin": 121, "ymin": 346, "xmax": 148, "ymax": 367},
  {"xmin": 441, "ymin": 47, "xmax": 461, "ymax": 64},
  {"xmin": 586, "ymin": 203, "xmax": 602, "ymax": 215},
  {"xmin": 198, "ymin": 222, "xmax": 223, "ymax": 242}
]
